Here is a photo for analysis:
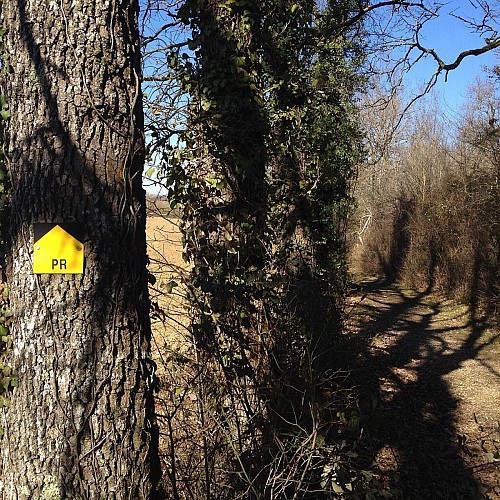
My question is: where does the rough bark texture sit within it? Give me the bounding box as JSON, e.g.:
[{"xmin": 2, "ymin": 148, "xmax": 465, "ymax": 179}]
[{"xmin": 0, "ymin": 1, "xmax": 162, "ymax": 498}]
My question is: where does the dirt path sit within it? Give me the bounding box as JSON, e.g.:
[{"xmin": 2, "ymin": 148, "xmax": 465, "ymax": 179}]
[{"xmin": 346, "ymin": 277, "xmax": 500, "ymax": 499}]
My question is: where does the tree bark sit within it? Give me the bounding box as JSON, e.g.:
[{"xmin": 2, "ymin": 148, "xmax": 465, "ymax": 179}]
[{"xmin": 0, "ymin": 1, "xmax": 162, "ymax": 498}]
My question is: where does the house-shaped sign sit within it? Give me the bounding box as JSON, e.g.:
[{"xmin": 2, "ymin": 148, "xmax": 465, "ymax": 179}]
[{"xmin": 33, "ymin": 223, "xmax": 85, "ymax": 274}]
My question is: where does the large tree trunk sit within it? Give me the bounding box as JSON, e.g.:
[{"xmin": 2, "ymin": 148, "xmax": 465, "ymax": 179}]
[
  {"xmin": 170, "ymin": 1, "xmax": 271, "ymax": 494},
  {"xmin": 0, "ymin": 1, "xmax": 162, "ymax": 498}
]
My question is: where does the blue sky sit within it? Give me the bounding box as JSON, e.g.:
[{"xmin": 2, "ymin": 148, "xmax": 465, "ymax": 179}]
[
  {"xmin": 139, "ymin": 1, "xmax": 499, "ymax": 115},
  {"xmin": 140, "ymin": 1, "xmax": 500, "ymax": 193},
  {"xmin": 401, "ymin": 1, "xmax": 500, "ymax": 114}
]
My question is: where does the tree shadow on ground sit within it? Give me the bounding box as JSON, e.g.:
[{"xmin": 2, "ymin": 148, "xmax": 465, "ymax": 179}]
[{"xmin": 343, "ymin": 278, "xmax": 500, "ymax": 499}]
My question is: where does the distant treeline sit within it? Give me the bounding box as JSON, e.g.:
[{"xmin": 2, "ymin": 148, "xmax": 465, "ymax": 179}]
[{"xmin": 352, "ymin": 81, "xmax": 500, "ymax": 321}]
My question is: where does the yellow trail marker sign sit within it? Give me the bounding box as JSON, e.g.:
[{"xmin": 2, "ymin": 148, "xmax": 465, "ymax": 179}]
[{"xmin": 33, "ymin": 223, "xmax": 85, "ymax": 274}]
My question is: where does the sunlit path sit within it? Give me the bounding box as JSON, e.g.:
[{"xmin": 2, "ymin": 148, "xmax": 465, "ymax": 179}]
[{"xmin": 346, "ymin": 278, "xmax": 500, "ymax": 499}]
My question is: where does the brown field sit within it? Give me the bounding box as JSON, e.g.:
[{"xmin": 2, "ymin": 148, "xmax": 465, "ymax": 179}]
[
  {"xmin": 146, "ymin": 216, "xmax": 200, "ymax": 484},
  {"xmin": 145, "ymin": 218, "xmax": 500, "ymax": 497},
  {"xmin": 146, "ymin": 215, "xmax": 190, "ymax": 355}
]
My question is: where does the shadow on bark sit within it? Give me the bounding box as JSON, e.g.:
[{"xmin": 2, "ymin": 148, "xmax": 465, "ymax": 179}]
[{"xmin": 0, "ymin": 1, "xmax": 164, "ymax": 498}]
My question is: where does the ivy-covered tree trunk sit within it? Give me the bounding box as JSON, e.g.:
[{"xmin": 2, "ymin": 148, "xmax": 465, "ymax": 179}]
[
  {"xmin": 169, "ymin": 0, "xmax": 271, "ymax": 493},
  {"xmin": 262, "ymin": 1, "xmax": 362, "ymax": 374},
  {"xmin": 165, "ymin": 1, "xmax": 363, "ymax": 496},
  {"xmin": 0, "ymin": 1, "xmax": 162, "ymax": 498},
  {"xmin": 177, "ymin": 0, "xmax": 269, "ymax": 374}
]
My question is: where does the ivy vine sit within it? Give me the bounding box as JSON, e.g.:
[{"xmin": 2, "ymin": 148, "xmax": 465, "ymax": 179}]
[
  {"xmin": 162, "ymin": 0, "xmax": 366, "ymax": 494},
  {"xmin": 0, "ymin": 284, "xmax": 15, "ymax": 416},
  {"xmin": 167, "ymin": 0, "xmax": 270, "ymax": 381},
  {"xmin": 0, "ymin": 25, "xmax": 15, "ymax": 416}
]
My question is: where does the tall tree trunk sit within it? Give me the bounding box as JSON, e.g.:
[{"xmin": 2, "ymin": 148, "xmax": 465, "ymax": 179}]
[
  {"xmin": 0, "ymin": 1, "xmax": 162, "ymax": 498},
  {"xmin": 170, "ymin": 1, "xmax": 270, "ymax": 493}
]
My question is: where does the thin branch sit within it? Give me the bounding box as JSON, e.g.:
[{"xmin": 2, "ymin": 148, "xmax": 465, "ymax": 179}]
[
  {"xmin": 144, "ymin": 75, "xmax": 174, "ymax": 82},
  {"xmin": 142, "ymin": 40, "xmax": 188, "ymax": 57},
  {"xmin": 141, "ymin": 20, "xmax": 182, "ymax": 47},
  {"xmin": 415, "ymin": 35, "xmax": 500, "ymax": 80},
  {"xmin": 334, "ymin": 1, "xmax": 438, "ymax": 31}
]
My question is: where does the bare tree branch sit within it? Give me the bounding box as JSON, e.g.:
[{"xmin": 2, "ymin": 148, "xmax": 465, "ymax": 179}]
[
  {"xmin": 415, "ymin": 33, "xmax": 500, "ymax": 80},
  {"xmin": 334, "ymin": 0, "xmax": 439, "ymax": 31},
  {"xmin": 141, "ymin": 21, "xmax": 183, "ymax": 48},
  {"xmin": 144, "ymin": 75, "xmax": 173, "ymax": 82}
]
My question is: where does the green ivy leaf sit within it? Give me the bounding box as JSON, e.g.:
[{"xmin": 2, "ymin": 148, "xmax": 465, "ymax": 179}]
[
  {"xmin": 201, "ymin": 99, "xmax": 212, "ymax": 111},
  {"xmin": 232, "ymin": 56, "xmax": 246, "ymax": 67}
]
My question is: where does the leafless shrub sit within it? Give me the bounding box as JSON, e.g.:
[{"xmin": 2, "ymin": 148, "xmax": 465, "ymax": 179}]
[{"xmin": 352, "ymin": 81, "xmax": 500, "ymax": 319}]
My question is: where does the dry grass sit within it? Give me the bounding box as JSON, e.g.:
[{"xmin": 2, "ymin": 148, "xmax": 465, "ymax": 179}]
[
  {"xmin": 146, "ymin": 216, "xmax": 190, "ymax": 354},
  {"xmin": 146, "ymin": 216, "xmax": 213, "ymax": 498},
  {"xmin": 146, "ymin": 219, "xmax": 500, "ymax": 498}
]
